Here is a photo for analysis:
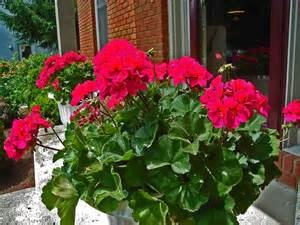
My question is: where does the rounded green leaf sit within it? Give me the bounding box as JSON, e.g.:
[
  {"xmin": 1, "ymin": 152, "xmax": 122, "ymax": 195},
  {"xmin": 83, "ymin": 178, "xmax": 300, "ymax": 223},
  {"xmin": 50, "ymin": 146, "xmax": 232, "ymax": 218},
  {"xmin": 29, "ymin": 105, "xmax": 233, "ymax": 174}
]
[
  {"xmin": 146, "ymin": 136, "xmax": 191, "ymax": 174},
  {"xmin": 129, "ymin": 191, "xmax": 169, "ymax": 225},
  {"xmin": 206, "ymin": 148, "xmax": 243, "ymax": 188}
]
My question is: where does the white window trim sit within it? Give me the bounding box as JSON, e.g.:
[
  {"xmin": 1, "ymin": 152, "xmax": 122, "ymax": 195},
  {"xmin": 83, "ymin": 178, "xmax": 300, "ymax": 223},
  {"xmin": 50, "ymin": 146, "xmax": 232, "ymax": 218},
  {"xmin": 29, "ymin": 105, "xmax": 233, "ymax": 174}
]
[
  {"xmin": 167, "ymin": 0, "xmax": 191, "ymax": 59},
  {"xmin": 94, "ymin": 0, "xmax": 101, "ymax": 51},
  {"xmin": 285, "ymin": 0, "xmax": 300, "ymax": 148}
]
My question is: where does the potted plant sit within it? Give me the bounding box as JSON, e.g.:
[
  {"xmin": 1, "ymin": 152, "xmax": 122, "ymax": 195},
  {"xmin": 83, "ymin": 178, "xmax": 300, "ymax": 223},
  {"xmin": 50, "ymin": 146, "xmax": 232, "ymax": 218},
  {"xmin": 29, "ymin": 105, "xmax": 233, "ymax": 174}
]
[
  {"xmin": 3, "ymin": 40, "xmax": 297, "ymax": 225},
  {"xmin": 36, "ymin": 51, "xmax": 94, "ymax": 125}
]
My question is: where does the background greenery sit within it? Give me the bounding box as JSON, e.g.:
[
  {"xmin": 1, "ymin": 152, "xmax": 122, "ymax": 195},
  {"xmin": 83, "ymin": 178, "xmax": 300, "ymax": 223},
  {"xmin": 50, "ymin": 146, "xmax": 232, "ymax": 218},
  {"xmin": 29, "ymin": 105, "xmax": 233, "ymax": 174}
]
[
  {"xmin": 0, "ymin": 0, "xmax": 57, "ymax": 49},
  {"xmin": 0, "ymin": 54, "xmax": 60, "ymax": 124}
]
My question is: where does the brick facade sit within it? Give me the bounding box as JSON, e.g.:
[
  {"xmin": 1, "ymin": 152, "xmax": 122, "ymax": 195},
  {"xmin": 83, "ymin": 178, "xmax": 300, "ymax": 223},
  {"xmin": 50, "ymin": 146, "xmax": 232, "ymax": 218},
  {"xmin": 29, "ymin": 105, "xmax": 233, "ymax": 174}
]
[
  {"xmin": 107, "ymin": 0, "xmax": 169, "ymax": 61},
  {"xmin": 77, "ymin": 0, "xmax": 169, "ymax": 61},
  {"xmin": 77, "ymin": 0, "xmax": 98, "ymax": 58},
  {"xmin": 277, "ymin": 151, "xmax": 300, "ymax": 189},
  {"xmin": 134, "ymin": 0, "xmax": 169, "ymax": 61}
]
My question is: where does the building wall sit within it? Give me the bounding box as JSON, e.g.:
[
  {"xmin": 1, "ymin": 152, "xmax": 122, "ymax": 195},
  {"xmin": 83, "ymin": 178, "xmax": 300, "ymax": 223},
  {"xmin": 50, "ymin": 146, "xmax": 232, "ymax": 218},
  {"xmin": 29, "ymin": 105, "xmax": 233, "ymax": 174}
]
[
  {"xmin": 77, "ymin": 0, "xmax": 169, "ymax": 61},
  {"xmin": 107, "ymin": 0, "xmax": 137, "ymax": 45},
  {"xmin": 277, "ymin": 151, "xmax": 300, "ymax": 189},
  {"xmin": 77, "ymin": 0, "xmax": 98, "ymax": 58},
  {"xmin": 134, "ymin": 0, "xmax": 169, "ymax": 62}
]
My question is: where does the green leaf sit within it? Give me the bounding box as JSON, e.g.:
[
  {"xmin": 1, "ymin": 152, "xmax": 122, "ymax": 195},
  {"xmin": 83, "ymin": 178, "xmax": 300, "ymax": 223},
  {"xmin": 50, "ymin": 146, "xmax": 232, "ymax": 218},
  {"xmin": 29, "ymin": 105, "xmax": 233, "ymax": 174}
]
[
  {"xmin": 124, "ymin": 159, "xmax": 147, "ymax": 187},
  {"xmin": 170, "ymin": 94, "xmax": 199, "ymax": 115},
  {"xmin": 99, "ymin": 134, "xmax": 134, "ymax": 164},
  {"xmin": 93, "ymin": 168, "xmax": 127, "ymax": 212},
  {"xmin": 148, "ymin": 168, "xmax": 208, "ymax": 212},
  {"xmin": 146, "ymin": 136, "xmax": 191, "ymax": 174},
  {"xmin": 183, "ymin": 138, "xmax": 200, "ymax": 155},
  {"xmin": 239, "ymin": 115, "xmax": 266, "ymax": 133},
  {"xmin": 237, "ymin": 132, "xmax": 278, "ymax": 160},
  {"xmin": 82, "ymin": 161, "xmax": 103, "ymax": 176},
  {"xmin": 178, "ymin": 175, "xmax": 209, "ymax": 212},
  {"xmin": 169, "ymin": 112, "xmax": 213, "ymax": 146},
  {"xmin": 129, "ymin": 191, "xmax": 168, "ymax": 225},
  {"xmin": 132, "ymin": 122, "xmax": 158, "ymax": 155},
  {"xmin": 42, "ymin": 170, "xmax": 79, "ymax": 225},
  {"xmin": 206, "ymin": 147, "xmax": 243, "ymax": 191},
  {"xmin": 249, "ymin": 164, "xmax": 265, "ymax": 185},
  {"xmin": 53, "ymin": 150, "xmax": 65, "ymax": 162},
  {"xmin": 230, "ymin": 173, "xmax": 260, "ymax": 214},
  {"xmin": 196, "ymin": 209, "xmax": 239, "ymax": 225}
]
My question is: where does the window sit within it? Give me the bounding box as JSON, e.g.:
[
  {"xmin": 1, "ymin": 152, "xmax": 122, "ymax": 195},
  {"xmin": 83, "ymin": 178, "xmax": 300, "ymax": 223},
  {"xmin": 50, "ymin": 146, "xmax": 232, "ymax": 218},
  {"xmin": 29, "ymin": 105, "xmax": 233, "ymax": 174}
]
[
  {"xmin": 168, "ymin": 0, "xmax": 190, "ymax": 59},
  {"xmin": 200, "ymin": 0, "xmax": 271, "ymax": 94},
  {"xmin": 285, "ymin": 0, "xmax": 300, "ymax": 147},
  {"xmin": 95, "ymin": 0, "xmax": 108, "ymax": 50}
]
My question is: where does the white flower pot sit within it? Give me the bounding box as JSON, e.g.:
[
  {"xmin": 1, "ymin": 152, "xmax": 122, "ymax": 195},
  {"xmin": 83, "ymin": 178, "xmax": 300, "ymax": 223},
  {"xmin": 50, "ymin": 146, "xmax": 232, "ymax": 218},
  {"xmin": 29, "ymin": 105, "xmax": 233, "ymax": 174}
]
[{"xmin": 57, "ymin": 103, "xmax": 78, "ymax": 125}]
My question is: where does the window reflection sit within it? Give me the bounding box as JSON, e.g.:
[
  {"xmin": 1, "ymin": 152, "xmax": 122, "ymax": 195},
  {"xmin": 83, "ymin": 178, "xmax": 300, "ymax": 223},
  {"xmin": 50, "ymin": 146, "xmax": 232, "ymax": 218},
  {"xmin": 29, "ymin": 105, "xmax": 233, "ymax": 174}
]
[{"xmin": 204, "ymin": 0, "xmax": 271, "ymax": 93}]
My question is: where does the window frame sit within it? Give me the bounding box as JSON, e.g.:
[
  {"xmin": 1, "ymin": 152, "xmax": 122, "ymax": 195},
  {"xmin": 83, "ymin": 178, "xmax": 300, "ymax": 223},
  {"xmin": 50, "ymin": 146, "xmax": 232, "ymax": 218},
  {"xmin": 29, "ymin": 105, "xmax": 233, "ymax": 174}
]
[
  {"xmin": 168, "ymin": 0, "xmax": 191, "ymax": 59},
  {"xmin": 94, "ymin": 0, "xmax": 108, "ymax": 50}
]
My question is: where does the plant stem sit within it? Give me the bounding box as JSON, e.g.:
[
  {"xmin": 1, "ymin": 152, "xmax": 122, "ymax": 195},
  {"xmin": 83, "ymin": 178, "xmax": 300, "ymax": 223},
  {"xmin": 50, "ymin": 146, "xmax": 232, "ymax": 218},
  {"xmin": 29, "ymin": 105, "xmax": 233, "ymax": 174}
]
[
  {"xmin": 98, "ymin": 101, "xmax": 119, "ymax": 131},
  {"xmin": 51, "ymin": 127, "xmax": 65, "ymax": 146},
  {"xmin": 138, "ymin": 92, "xmax": 149, "ymax": 110},
  {"xmin": 36, "ymin": 143, "xmax": 61, "ymax": 152},
  {"xmin": 131, "ymin": 97, "xmax": 144, "ymax": 111}
]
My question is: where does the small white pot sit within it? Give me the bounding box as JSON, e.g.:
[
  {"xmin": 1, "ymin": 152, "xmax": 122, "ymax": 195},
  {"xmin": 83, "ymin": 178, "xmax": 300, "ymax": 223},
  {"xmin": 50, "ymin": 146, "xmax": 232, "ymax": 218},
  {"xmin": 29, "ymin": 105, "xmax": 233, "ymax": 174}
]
[{"xmin": 57, "ymin": 103, "xmax": 78, "ymax": 125}]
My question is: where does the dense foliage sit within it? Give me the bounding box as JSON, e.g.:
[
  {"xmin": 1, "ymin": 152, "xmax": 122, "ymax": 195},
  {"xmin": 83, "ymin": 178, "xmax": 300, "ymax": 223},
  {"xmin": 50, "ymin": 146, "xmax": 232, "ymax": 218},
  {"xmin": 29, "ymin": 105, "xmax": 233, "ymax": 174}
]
[
  {"xmin": 36, "ymin": 40, "xmax": 281, "ymax": 225},
  {"xmin": 0, "ymin": 55, "xmax": 60, "ymax": 124},
  {"xmin": 0, "ymin": 0, "xmax": 57, "ymax": 48}
]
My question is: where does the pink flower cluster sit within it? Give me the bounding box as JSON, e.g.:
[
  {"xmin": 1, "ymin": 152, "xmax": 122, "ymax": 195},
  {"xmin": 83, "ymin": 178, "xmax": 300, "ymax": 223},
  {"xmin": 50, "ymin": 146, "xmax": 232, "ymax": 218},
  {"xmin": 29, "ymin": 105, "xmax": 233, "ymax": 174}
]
[
  {"xmin": 70, "ymin": 102, "xmax": 101, "ymax": 127},
  {"xmin": 36, "ymin": 51, "xmax": 87, "ymax": 89},
  {"xmin": 200, "ymin": 76, "xmax": 269, "ymax": 129},
  {"xmin": 283, "ymin": 100, "xmax": 300, "ymax": 125},
  {"xmin": 167, "ymin": 56, "xmax": 212, "ymax": 88},
  {"xmin": 69, "ymin": 40, "xmax": 213, "ymax": 108},
  {"xmin": 93, "ymin": 39, "xmax": 154, "ymax": 108},
  {"xmin": 4, "ymin": 106, "xmax": 51, "ymax": 161}
]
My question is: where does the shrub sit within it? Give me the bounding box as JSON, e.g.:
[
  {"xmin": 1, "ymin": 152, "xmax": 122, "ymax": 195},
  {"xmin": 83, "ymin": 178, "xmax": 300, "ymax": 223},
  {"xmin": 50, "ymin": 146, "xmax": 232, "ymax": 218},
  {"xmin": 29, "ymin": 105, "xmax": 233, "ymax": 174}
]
[{"xmin": 0, "ymin": 54, "xmax": 60, "ymax": 124}]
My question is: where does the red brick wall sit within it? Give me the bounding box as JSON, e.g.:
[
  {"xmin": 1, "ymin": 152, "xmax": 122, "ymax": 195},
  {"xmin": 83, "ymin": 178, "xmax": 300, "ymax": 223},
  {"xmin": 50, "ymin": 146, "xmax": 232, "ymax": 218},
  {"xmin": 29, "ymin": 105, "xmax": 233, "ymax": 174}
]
[
  {"xmin": 277, "ymin": 151, "xmax": 300, "ymax": 189},
  {"xmin": 107, "ymin": 0, "xmax": 137, "ymax": 44},
  {"xmin": 106, "ymin": 0, "xmax": 169, "ymax": 61},
  {"xmin": 77, "ymin": 0, "xmax": 98, "ymax": 58},
  {"xmin": 76, "ymin": 0, "xmax": 169, "ymax": 60},
  {"xmin": 134, "ymin": 0, "xmax": 169, "ymax": 62}
]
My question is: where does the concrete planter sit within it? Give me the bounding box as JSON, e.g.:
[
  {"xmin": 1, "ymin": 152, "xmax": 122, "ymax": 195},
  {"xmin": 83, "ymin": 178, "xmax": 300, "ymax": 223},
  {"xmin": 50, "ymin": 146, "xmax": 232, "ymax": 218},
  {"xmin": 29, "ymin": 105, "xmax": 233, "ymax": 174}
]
[{"xmin": 57, "ymin": 103, "xmax": 78, "ymax": 125}]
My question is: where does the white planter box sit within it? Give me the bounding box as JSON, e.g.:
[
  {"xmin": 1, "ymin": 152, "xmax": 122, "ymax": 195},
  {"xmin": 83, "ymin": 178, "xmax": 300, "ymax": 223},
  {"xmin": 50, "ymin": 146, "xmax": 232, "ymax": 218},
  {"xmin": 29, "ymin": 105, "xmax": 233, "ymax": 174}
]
[{"xmin": 57, "ymin": 103, "xmax": 78, "ymax": 125}]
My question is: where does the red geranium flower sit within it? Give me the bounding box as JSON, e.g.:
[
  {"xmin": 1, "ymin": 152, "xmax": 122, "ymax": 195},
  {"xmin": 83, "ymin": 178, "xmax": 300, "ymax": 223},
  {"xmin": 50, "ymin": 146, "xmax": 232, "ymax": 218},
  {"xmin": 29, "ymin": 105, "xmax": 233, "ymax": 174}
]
[
  {"xmin": 36, "ymin": 51, "xmax": 87, "ymax": 89},
  {"xmin": 283, "ymin": 100, "xmax": 300, "ymax": 125},
  {"xmin": 93, "ymin": 39, "xmax": 154, "ymax": 108},
  {"xmin": 200, "ymin": 76, "xmax": 270, "ymax": 129},
  {"xmin": 168, "ymin": 56, "xmax": 212, "ymax": 88},
  {"xmin": 51, "ymin": 78, "xmax": 60, "ymax": 91},
  {"xmin": 70, "ymin": 80, "xmax": 97, "ymax": 106},
  {"xmin": 4, "ymin": 105, "xmax": 51, "ymax": 161},
  {"xmin": 70, "ymin": 102, "xmax": 101, "ymax": 127}
]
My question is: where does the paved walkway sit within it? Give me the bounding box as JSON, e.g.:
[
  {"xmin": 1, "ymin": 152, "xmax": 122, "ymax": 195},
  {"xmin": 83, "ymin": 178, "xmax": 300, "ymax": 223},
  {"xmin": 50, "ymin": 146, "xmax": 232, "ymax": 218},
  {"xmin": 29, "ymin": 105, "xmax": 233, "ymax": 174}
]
[{"xmin": 0, "ymin": 126, "xmax": 286, "ymax": 224}]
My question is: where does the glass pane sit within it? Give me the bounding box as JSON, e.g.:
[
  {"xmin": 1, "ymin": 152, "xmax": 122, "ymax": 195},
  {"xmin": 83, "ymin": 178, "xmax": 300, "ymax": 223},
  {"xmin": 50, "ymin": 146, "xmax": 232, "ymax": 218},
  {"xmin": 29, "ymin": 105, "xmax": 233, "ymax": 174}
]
[
  {"xmin": 204, "ymin": 0, "xmax": 271, "ymax": 94},
  {"xmin": 97, "ymin": 0, "xmax": 108, "ymax": 48}
]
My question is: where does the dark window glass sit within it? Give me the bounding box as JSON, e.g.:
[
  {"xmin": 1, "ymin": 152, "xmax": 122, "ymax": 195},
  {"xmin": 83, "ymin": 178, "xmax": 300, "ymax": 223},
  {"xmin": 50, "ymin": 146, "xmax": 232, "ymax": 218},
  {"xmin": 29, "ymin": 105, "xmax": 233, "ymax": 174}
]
[
  {"xmin": 204, "ymin": 0, "xmax": 271, "ymax": 94},
  {"xmin": 96, "ymin": 0, "xmax": 108, "ymax": 49}
]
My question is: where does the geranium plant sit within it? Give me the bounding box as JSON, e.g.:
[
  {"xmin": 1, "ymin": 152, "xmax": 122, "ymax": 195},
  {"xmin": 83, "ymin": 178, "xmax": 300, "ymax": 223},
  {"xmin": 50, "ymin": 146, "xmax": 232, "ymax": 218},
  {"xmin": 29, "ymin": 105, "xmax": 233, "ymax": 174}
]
[
  {"xmin": 36, "ymin": 51, "xmax": 94, "ymax": 104},
  {"xmin": 3, "ymin": 40, "xmax": 291, "ymax": 225}
]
